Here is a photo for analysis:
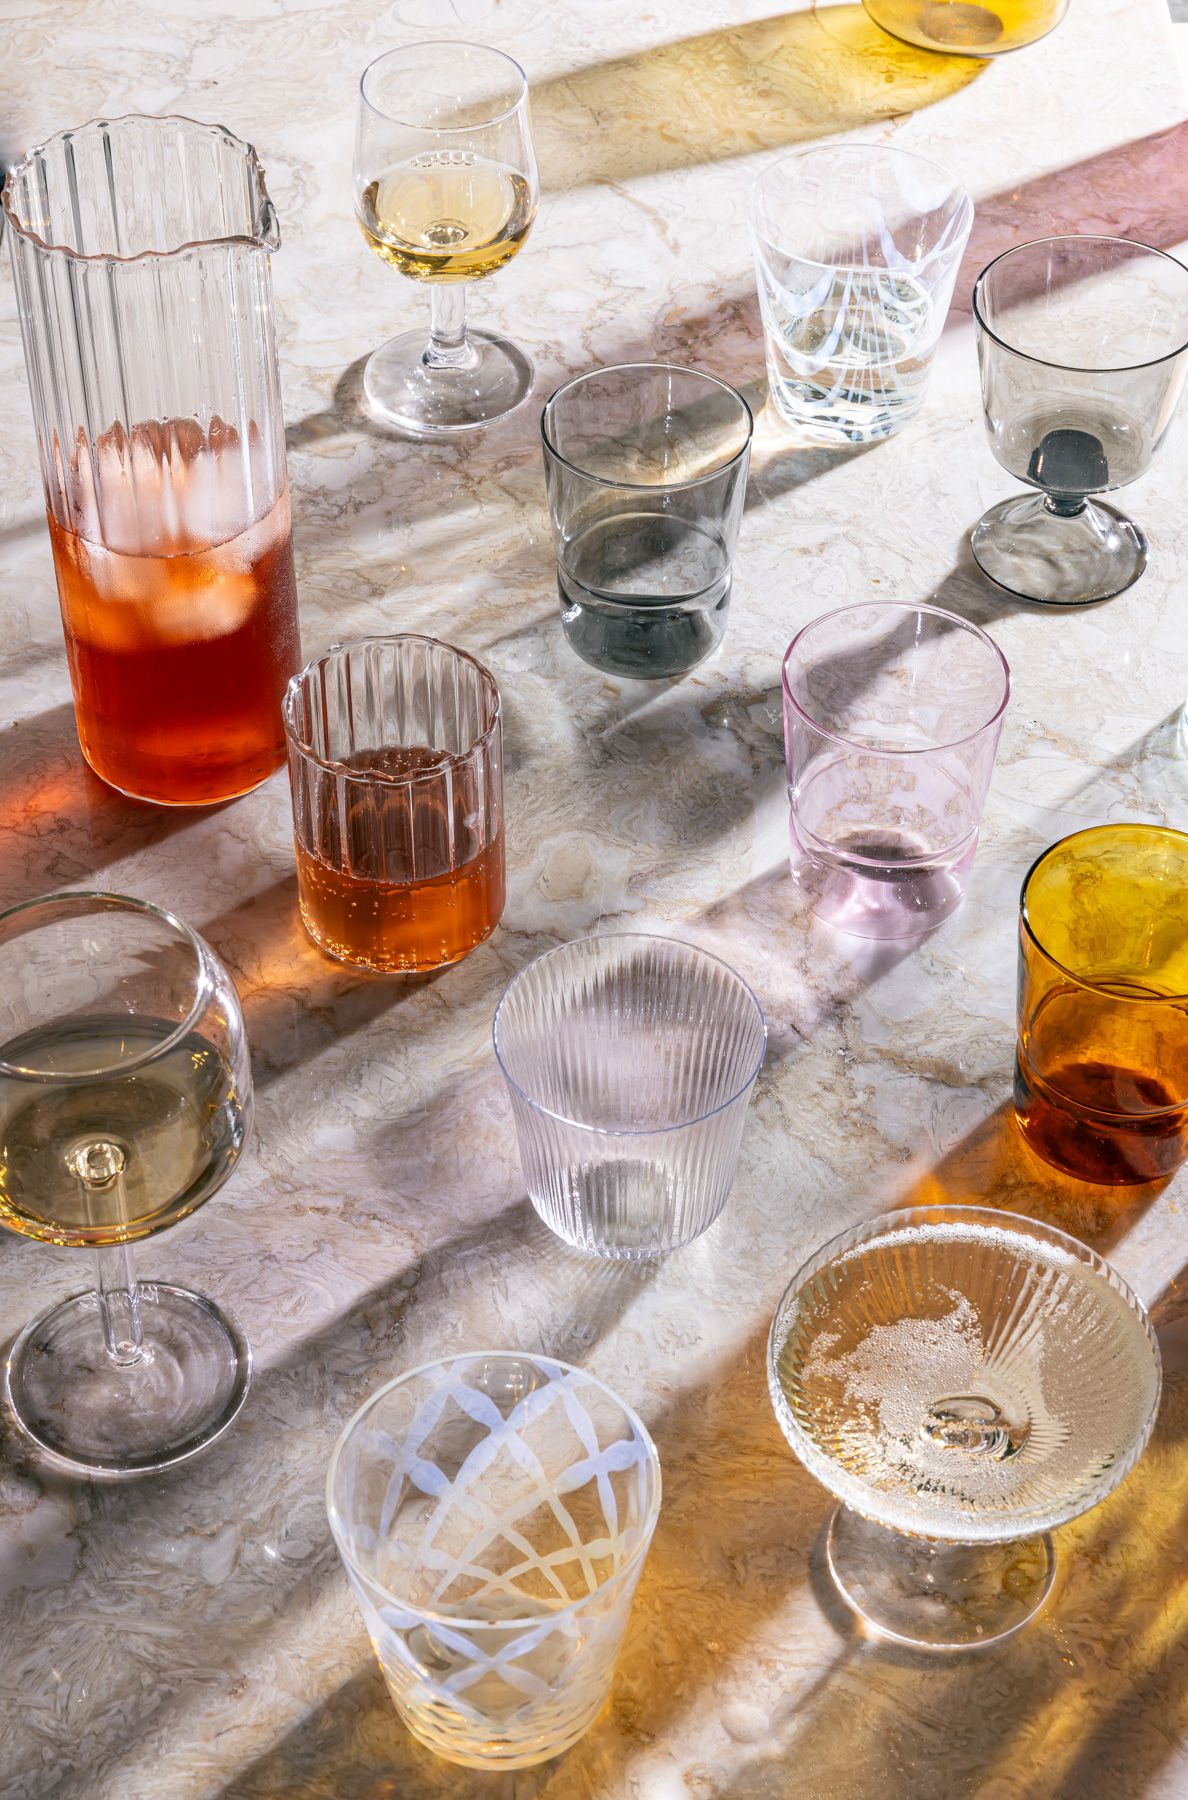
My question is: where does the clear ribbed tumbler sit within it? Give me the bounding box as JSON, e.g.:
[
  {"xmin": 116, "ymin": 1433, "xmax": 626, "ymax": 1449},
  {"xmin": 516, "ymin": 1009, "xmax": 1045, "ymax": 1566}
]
[
  {"xmin": 326, "ymin": 1352, "xmax": 661, "ymax": 1770},
  {"xmin": 493, "ymin": 935, "xmax": 766, "ymax": 1258}
]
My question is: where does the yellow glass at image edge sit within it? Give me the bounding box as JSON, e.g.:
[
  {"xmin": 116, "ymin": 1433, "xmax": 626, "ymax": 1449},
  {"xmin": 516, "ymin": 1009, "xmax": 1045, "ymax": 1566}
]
[
  {"xmin": 863, "ymin": 0, "xmax": 1068, "ymax": 55},
  {"xmin": 1015, "ymin": 823, "xmax": 1188, "ymax": 1186}
]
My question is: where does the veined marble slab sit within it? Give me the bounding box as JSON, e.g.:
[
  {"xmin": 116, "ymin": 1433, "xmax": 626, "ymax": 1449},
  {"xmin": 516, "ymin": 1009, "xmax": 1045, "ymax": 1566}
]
[{"xmin": 1, "ymin": 1, "xmax": 1187, "ymax": 1796}]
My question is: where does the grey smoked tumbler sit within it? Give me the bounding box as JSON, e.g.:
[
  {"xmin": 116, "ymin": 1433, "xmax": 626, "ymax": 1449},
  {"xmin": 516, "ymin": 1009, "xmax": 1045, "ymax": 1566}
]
[{"xmin": 540, "ymin": 364, "xmax": 753, "ymax": 680}]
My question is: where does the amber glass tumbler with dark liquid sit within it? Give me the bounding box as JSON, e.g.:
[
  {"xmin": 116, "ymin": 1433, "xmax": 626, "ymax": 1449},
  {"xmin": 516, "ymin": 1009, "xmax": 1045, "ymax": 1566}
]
[
  {"xmin": 1016, "ymin": 825, "xmax": 1188, "ymax": 1185},
  {"xmin": 3, "ymin": 118, "xmax": 301, "ymax": 805},
  {"xmin": 284, "ymin": 636, "xmax": 504, "ymax": 973}
]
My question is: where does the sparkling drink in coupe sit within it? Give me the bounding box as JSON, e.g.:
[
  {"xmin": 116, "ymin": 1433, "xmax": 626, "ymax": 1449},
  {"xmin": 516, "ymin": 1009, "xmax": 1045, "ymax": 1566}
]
[
  {"xmin": 768, "ymin": 1206, "xmax": 1161, "ymax": 1647},
  {"xmin": 49, "ymin": 422, "xmax": 300, "ymax": 806}
]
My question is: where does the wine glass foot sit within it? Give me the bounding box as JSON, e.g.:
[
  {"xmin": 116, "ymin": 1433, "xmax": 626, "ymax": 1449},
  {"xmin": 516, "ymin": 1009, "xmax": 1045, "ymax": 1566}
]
[
  {"xmin": 826, "ymin": 1506, "xmax": 1055, "ymax": 1649},
  {"xmin": 363, "ymin": 328, "xmax": 534, "ymax": 435},
  {"xmin": 4, "ymin": 1283, "xmax": 251, "ymax": 1476},
  {"xmin": 971, "ymin": 491, "xmax": 1147, "ymax": 605}
]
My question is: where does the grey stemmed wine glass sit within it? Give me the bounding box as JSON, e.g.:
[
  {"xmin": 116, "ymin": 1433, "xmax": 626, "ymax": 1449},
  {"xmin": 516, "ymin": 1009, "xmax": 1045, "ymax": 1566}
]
[
  {"xmin": 0, "ymin": 892, "xmax": 253, "ymax": 1475},
  {"xmin": 354, "ymin": 41, "xmax": 539, "ymax": 435},
  {"xmin": 972, "ymin": 235, "xmax": 1188, "ymax": 605}
]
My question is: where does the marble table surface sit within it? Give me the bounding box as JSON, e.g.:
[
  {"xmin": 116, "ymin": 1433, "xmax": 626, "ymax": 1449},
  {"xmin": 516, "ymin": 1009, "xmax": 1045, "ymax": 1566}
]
[{"xmin": 3, "ymin": 1, "xmax": 1188, "ymax": 1795}]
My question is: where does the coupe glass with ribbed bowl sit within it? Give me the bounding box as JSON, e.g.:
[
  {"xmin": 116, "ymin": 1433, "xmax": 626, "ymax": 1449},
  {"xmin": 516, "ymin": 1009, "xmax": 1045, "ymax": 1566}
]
[{"xmin": 769, "ymin": 1205, "xmax": 1161, "ymax": 1648}]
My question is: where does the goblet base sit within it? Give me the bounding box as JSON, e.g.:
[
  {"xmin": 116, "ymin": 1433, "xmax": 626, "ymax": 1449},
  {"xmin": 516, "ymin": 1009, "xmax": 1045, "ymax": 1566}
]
[
  {"xmin": 363, "ymin": 328, "xmax": 534, "ymax": 435},
  {"xmin": 971, "ymin": 491, "xmax": 1147, "ymax": 605},
  {"xmin": 826, "ymin": 1507, "xmax": 1055, "ymax": 1649},
  {"xmin": 5, "ymin": 1282, "xmax": 251, "ymax": 1476}
]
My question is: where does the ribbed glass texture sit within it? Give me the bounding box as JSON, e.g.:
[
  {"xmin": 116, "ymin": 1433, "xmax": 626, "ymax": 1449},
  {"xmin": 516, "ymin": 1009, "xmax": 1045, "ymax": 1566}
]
[
  {"xmin": 284, "ymin": 636, "xmax": 504, "ymax": 972},
  {"xmin": 769, "ymin": 1205, "xmax": 1162, "ymax": 1544},
  {"xmin": 326, "ymin": 1353, "xmax": 661, "ymax": 1770},
  {"xmin": 494, "ymin": 935, "xmax": 766, "ymax": 1259},
  {"xmin": 2, "ymin": 116, "xmax": 299, "ymax": 804}
]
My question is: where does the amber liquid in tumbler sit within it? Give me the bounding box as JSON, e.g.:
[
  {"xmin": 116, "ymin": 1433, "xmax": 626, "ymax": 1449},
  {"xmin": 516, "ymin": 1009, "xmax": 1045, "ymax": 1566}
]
[
  {"xmin": 1016, "ymin": 983, "xmax": 1188, "ymax": 1184},
  {"xmin": 48, "ymin": 424, "xmax": 301, "ymax": 806},
  {"xmin": 295, "ymin": 747, "xmax": 505, "ymax": 973}
]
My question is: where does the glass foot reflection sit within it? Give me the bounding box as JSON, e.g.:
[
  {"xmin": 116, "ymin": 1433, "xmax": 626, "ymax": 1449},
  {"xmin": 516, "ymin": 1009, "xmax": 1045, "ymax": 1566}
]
[
  {"xmin": 972, "ymin": 492, "xmax": 1147, "ymax": 607},
  {"xmin": 827, "ymin": 1507, "xmax": 1055, "ymax": 1649},
  {"xmin": 363, "ymin": 327, "xmax": 534, "ymax": 435},
  {"xmin": 6, "ymin": 1283, "xmax": 251, "ymax": 1475}
]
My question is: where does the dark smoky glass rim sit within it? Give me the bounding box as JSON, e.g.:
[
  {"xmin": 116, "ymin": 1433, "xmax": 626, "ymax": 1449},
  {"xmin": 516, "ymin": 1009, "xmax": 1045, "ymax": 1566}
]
[
  {"xmin": 972, "ymin": 234, "xmax": 1188, "ymax": 373},
  {"xmin": 540, "ymin": 362, "xmax": 754, "ymax": 492},
  {"xmin": 0, "ymin": 114, "xmax": 278, "ymax": 262}
]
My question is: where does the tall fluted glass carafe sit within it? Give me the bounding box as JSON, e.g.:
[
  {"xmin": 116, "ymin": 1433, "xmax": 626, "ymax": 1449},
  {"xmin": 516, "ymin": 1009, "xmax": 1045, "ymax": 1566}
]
[{"xmin": 2, "ymin": 116, "xmax": 301, "ymax": 805}]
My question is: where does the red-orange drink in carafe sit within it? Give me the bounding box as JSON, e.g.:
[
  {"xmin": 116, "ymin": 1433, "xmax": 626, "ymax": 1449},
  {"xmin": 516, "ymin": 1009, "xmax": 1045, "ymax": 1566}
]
[{"xmin": 48, "ymin": 419, "xmax": 301, "ymax": 806}]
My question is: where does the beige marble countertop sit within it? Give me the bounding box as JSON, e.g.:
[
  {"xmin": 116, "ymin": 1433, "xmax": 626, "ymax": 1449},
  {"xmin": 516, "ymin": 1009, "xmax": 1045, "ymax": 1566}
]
[{"xmin": 3, "ymin": 1, "xmax": 1188, "ymax": 1795}]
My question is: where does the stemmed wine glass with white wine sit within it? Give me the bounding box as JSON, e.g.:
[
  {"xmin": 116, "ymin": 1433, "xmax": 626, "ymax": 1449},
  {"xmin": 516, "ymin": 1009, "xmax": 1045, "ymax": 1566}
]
[
  {"xmin": 769, "ymin": 1205, "xmax": 1161, "ymax": 1649},
  {"xmin": 354, "ymin": 41, "xmax": 539, "ymax": 435},
  {"xmin": 0, "ymin": 892, "xmax": 253, "ymax": 1476}
]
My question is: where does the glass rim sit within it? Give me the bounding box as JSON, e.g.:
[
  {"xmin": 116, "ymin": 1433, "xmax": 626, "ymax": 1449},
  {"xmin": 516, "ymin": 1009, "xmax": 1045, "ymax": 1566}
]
[
  {"xmin": 748, "ymin": 140, "xmax": 973, "ymax": 278},
  {"xmin": 358, "ymin": 40, "xmax": 529, "ymax": 133},
  {"xmin": 972, "ymin": 234, "xmax": 1188, "ymax": 374},
  {"xmin": 0, "ymin": 890, "xmax": 216, "ymax": 1082},
  {"xmin": 540, "ymin": 363, "xmax": 754, "ymax": 493},
  {"xmin": 282, "ymin": 633, "xmax": 502, "ymax": 783},
  {"xmin": 781, "ymin": 601, "xmax": 1011, "ymax": 755},
  {"xmin": 0, "ymin": 113, "xmax": 279, "ymax": 263},
  {"xmin": 492, "ymin": 932, "xmax": 767, "ymax": 1134},
  {"xmin": 325, "ymin": 1349, "xmax": 663, "ymax": 1628},
  {"xmin": 1019, "ymin": 822, "xmax": 1188, "ymax": 1003},
  {"xmin": 767, "ymin": 1202, "xmax": 1161, "ymax": 1542}
]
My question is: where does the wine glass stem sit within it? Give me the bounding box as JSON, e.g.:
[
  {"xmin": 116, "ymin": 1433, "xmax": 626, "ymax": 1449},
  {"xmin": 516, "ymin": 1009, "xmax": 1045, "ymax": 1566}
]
[
  {"xmin": 1044, "ymin": 491, "xmax": 1088, "ymax": 518},
  {"xmin": 425, "ymin": 283, "xmax": 476, "ymax": 370},
  {"xmin": 94, "ymin": 1241, "xmax": 145, "ymax": 1364}
]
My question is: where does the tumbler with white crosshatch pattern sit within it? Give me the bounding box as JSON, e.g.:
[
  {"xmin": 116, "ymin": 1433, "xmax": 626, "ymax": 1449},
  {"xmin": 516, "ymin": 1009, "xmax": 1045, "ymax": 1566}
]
[{"xmin": 326, "ymin": 1352, "xmax": 661, "ymax": 1769}]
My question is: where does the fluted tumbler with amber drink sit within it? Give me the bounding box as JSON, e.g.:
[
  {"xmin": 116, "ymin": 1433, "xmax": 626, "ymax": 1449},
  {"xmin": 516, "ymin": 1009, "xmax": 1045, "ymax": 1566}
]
[
  {"xmin": 3, "ymin": 117, "xmax": 301, "ymax": 805},
  {"xmin": 1016, "ymin": 825, "xmax": 1188, "ymax": 1185},
  {"xmin": 284, "ymin": 636, "xmax": 504, "ymax": 973}
]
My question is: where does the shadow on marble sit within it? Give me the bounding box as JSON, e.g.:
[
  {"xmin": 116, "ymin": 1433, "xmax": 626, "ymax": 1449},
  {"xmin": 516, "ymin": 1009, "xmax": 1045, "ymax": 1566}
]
[
  {"xmin": 953, "ymin": 120, "xmax": 1188, "ymax": 320},
  {"xmin": 0, "ymin": 1191, "xmax": 665, "ymax": 1800},
  {"xmin": 894, "ymin": 1096, "xmax": 1170, "ymax": 1254},
  {"xmin": 0, "ymin": 511, "xmax": 42, "ymax": 550},
  {"xmin": 697, "ymin": 860, "xmax": 938, "ymax": 1064},
  {"xmin": 208, "ymin": 1283, "xmax": 1188, "ymax": 1800},
  {"xmin": 685, "ymin": 1363, "xmax": 1188, "ymax": 1800},
  {"xmin": 531, "ymin": 6, "xmax": 984, "ymax": 192},
  {"xmin": 193, "ymin": 874, "xmax": 537, "ymax": 1100},
  {"xmin": 0, "ymin": 701, "xmax": 208, "ymax": 909}
]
